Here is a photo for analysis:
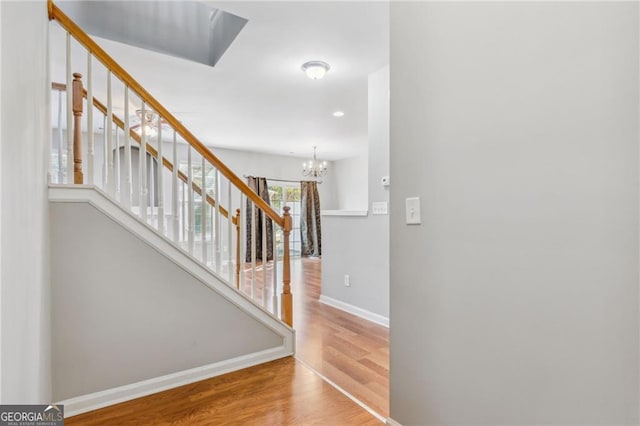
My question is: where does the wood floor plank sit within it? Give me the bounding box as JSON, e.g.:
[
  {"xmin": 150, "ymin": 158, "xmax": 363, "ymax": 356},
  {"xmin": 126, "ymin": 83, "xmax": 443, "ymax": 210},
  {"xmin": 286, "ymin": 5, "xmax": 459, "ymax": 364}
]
[
  {"xmin": 293, "ymin": 258, "xmax": 389, "ymax": 417},
  {"xmin": 67, "ymin": 257, "xmax": 389, "ymax": 424},
  {"xmin": 66, "ymin": 358, "xmax": 381, "ymax": 425}
]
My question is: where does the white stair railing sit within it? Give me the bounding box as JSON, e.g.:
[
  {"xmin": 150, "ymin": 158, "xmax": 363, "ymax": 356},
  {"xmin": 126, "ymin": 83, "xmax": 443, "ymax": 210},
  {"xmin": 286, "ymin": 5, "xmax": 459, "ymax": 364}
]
[{"xmin": 48, "ymin": 0, "xmax": 293, "ymax": 327}]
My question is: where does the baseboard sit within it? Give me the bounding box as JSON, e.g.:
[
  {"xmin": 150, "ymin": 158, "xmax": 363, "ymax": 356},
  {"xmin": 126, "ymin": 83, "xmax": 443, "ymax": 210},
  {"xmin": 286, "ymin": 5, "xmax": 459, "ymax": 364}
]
[
  {"xmin": 319, "ymin": 295, "xmax": 389, "ymax": 328},
  {"xmin": 386, "ymin": 418, "xmax": 402, "ymax": 426},
  {"xmin": 58, "ymin": 346, "xmax": 291, "ymax": 418}
]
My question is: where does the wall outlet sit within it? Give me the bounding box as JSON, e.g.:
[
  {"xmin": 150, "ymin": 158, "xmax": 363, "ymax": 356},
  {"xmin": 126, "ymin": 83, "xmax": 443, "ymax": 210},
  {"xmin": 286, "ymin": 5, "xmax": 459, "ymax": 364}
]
[
  {"xmin": 372, "ymin": 201, "xmax": 388, "ymax": 215},
  {"xmin": 344, "ymin": 274, "xmax": 350, "ymax": 287}
]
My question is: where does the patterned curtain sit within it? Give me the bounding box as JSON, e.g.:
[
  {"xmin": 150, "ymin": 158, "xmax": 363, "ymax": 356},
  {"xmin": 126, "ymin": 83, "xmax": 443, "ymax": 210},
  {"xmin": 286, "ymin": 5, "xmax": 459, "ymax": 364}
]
[
  {"xmin": 300, "ymin": 181, "xmax": 322, "ymax": 257},
  {"xmin": 245, "ymin": 177, "xmax": 273, "ymax": 262}
]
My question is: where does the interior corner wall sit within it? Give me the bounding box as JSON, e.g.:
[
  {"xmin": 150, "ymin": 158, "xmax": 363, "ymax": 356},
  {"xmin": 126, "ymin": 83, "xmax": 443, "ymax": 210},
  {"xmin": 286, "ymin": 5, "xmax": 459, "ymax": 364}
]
[
  {"xmin": 0, "ymin": 0, "xmax": 51, "ymax": 403},
  {"xmin": 390, "ymin": 2, "xmax": 639, "ymax": 425},
  {"xmin": 321, "ymin": 66, "xmax": 389, "ymax": 319},
  {"xmin": 367, "ymin": 66, "xmax": 390, "ymax": 209}
]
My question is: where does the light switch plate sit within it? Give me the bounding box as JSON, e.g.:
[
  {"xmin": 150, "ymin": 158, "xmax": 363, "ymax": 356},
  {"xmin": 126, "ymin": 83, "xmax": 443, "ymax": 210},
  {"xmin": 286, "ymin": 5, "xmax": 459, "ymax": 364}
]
[
  {"xmin": 405, "ymin": 197, "xmax": 421, "ymax": 225},
  {"xmin": 372, "ymin": 201, "xmax": 388, "ymax": 215}
]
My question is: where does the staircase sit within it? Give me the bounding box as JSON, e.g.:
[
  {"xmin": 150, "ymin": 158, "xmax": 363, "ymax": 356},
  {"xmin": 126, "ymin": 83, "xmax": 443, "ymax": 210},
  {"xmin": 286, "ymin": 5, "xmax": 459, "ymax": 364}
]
[
  {"xmin": 48, "ymin": 1, "xmax": 294, "ymax": 325},
  {"xmin": 47, "ymin": 0, "xmax": 296, "ymax": 415}
]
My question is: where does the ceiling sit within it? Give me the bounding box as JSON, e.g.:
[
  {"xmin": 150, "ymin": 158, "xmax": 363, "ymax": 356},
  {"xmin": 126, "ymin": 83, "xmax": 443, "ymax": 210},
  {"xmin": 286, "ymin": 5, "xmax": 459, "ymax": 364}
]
[{"xmin": 51, "ymin": 1, "xmax": 389, "ymax": 161}]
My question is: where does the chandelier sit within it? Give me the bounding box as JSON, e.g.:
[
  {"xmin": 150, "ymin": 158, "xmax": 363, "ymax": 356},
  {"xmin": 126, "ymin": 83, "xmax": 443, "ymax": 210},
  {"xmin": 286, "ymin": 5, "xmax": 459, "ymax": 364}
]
[{"xmin": 302, "ymin": 146, "xmax": 328, "ymax": 178}]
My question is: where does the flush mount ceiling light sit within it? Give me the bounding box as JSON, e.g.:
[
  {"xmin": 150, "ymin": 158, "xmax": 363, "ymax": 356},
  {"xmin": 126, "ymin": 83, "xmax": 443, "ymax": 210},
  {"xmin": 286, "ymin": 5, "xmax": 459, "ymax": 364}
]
[
  {"xmin": 332, "ymin": 111, "xmax": 345, "ymax": 117},
  {"xmin": 134, "ymin": 109, "xmax": 158, "ymax": 138},
  {"xmin": 301, "ymin": 61, "xmax": 330, "ymax": 80}
]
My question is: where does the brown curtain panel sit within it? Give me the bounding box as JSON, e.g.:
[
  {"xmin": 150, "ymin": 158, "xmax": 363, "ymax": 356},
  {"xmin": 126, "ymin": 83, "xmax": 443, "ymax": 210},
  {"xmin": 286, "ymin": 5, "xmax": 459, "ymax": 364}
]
[
  {"xmin": 245, "ymin": 177, "xmax": 273, "ymax": 262},
  {"xmin": 300, "ymin": 181, "xmax": 322, "ymax": 257}
]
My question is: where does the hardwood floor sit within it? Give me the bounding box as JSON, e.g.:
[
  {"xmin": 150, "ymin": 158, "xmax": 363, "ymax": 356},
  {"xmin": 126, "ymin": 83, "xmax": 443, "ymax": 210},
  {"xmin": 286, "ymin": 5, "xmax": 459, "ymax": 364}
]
[
  {"xmin": 67, "ymin": 257, "xmax": 389, "ymax": 424},
  {"xmin": 292, "ymin": 258, "xmax": 389, "ymax": 418},
  {"xmin": 66, "ymin": 357, "xmax": 381, "ymax": 425}
]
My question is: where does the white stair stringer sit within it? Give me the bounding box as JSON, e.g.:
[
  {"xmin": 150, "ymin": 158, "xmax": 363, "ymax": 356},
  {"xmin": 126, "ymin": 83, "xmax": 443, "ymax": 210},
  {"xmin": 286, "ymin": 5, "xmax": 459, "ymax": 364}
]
[{"xmin": 49, "ymin": 184, "xmax": 294, "ymax": 416}]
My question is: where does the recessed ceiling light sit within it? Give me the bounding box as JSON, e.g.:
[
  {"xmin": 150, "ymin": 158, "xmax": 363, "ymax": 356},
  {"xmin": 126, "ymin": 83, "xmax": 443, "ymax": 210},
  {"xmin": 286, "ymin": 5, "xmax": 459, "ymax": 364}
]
[
  {"xmin": 332, "ymin": 111, "xmax": 345, "ymax": 117},
  {"xmin": 301, "ymin": 61, "xmax": 330, "ymax": 80}
]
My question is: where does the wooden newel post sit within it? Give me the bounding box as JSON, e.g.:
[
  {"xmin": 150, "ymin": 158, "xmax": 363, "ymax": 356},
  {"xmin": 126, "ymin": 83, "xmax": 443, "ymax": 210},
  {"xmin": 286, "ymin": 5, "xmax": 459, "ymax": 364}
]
[
  {"xmin": 235, "ymin": 208, "xmax": 241, "ymax": 290},
  {"xmin": 72, "ymin": 72, "xmax": 84, "ymax": 184},
  {"xmin": 281, "ymin": 206, "xmax": 293, "ymax": 327}
]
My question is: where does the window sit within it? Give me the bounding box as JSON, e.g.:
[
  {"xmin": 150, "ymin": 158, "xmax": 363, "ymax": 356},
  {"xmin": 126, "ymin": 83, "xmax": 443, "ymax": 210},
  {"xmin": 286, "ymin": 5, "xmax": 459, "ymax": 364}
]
[
  {"xmin": 51, "ymin": 147, "xmax": 68, "ymax": 184},
  {"xmin": 269, "ymin": 183, "xmax": 301, "ymax": 258},
  {"xmin": 179, "ymin": 161, "xmax": 216, "ymax": 236}
]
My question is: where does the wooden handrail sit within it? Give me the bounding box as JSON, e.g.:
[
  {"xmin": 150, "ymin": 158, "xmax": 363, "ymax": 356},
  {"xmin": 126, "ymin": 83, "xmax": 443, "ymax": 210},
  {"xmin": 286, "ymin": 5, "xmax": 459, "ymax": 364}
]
[
  {"xmin": 52, "ymin": 82, "xmax": 237, "ymax": 224},
  {"xmin": 49, "ymin": 2, "xmax": 284, "ymax": 228},
  {"xmin": 49, "ymin": 0, "xmax": 293, "ymax": 327}
]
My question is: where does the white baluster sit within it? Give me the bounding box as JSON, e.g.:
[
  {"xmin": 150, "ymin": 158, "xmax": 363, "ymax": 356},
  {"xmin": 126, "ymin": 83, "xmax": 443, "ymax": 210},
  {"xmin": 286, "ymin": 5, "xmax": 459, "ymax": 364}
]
[
  {"xmin": 215, "ymin": 170, "xmax": 222, "ymax": 274},
  {"xmin": 210, "ymin": 195, "xmax": 215, "ymax": 270},
  {"xmin": 102, "ymin": 115, "xmax": 106, "ymax": 189},
  {"xmin": 238, "ymin": 192, "xmax": 247, "ymax": 293},
  {"xmin": 240, "ymin": 193, "xmax": 246, "ymax": 293},
  {"xmin": 86, "ymin": 53, "xmax": 94, "ymax": 185},
  {"xmin": 272, "ymin": 222, "xmax": 278, "ymax": 315},
  {"xmin": 201, "ymin": 156, "xmax": 207, "ymax": 264},
  {"xmin": 149, "ymin": 154, "xmax": 155, "ymax": 222},
  {"xmin": 57, "ymin": 90, "xmax": 63, "ymax": 184},
  {"xmin": 157, "ymin": 116, "xmax": 164, "ymax": 234},
  {"xmin": 187, "ymin": 147, "xmax": 194, "ymax": 254},
  {"xmin": 114, "ymin": 125, "xmax": 120, "ymax": 201},
  {"xmin": 181, "ymin": 180, "xmax": 186, "ymax": 245},
  {"xmin": 106, "ymin": 71, "xmax": 113, "ymax": 194},
  {"xmin": 262, "ymin": 211, "xmax": 267, "ymax": 307},
  {"xmin": 66, "ymin": 33, "xmax": 73, "ymax": 184},
  {"xmin": 123, "ymin": 87, "xmax": 132, "ymax": 208},
  {"xmin": 172, "ymin": 130, "xmax": 179, "ymax": 241},
  {"xmin": 228, "ymin": 182, "xmax": 233, "ymax": 283},
  {"xmin": 251, "ymin": 201, "xmax": 256, "ymax": 299},
  {"xmin": 139, "ymin": 102, "xmax": 148, "ymax": 221}
]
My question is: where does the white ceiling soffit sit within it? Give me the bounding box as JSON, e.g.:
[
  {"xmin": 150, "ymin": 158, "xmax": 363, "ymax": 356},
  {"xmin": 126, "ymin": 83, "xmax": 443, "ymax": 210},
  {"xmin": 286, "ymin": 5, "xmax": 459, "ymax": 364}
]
[{"xmin": 56, "ymin": 0, "xmax": 247, "ymax": 67}]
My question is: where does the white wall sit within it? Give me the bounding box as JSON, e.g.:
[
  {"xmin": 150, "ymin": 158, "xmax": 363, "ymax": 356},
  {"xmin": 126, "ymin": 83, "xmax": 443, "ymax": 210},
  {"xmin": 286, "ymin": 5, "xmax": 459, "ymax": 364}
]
[
  {"xmin": 50, "ymin": 201, "xmax": 283, "ymax": 401},
  {"xmin": 321, "ymin": 66, "xmax": 389, "ymax": 319},
  {"xmin": 0, "ymin": 0, "xmax": 51, "ymax": 403},
  {"xmin": 332, "ymin": 154, "xmax": 368, "ymax": 211},
  {"xmin": 390, "ymin": 3, "xmax": 639, "ymax": 424},
  {"xmin": 0, "ymin": 0, "xmax": 4, "ymax": 403}
]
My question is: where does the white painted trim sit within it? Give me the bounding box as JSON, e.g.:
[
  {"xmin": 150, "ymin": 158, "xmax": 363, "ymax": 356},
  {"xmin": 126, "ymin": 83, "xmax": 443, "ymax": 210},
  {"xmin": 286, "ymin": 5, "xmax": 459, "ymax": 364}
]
[
  {"xmin": 319, "ymin": 295, "xmax": 389, "ymax": 328},
  {"xmin": 386, "ymin": 418, "xmax": 402, "ymax": 426},
  {"xmin": 58, "ymin": 346, "xmax": 290, "ymax": 417},
  {"xmin": 296, "ymin": 357, "xmax": 386, "ymax": 423},
  {"xmin": 48, "ymin": 185, "xmax": 295, "ymax": 353},
  {"xmin": 321, "ymin": 210, "xmax": 368, "ymax": 217}
]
